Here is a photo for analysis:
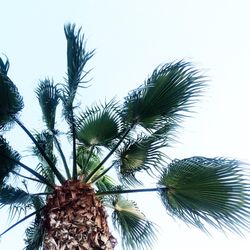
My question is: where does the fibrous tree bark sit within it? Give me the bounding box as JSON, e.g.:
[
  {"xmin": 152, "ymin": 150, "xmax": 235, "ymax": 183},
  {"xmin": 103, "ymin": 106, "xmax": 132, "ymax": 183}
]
[{"xmin": 43, "ymin": 180, "xmax": 117, "ymax": 250}]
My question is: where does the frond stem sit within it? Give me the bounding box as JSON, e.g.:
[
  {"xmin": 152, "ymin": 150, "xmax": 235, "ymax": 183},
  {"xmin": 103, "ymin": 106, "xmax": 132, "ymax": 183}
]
[
  {"xmin": 32, "ymin": 192, "xmax": 53, "ymax": 196},
  {"xmin": 13, "ymin": 117, "xmax": 65, "ymax": 184},
  {"xmin": 83, "ymin": 145, "xmax": 95, "ymax": 170},
  {"xmin": 53, "ymin": 134, "xmax": 71, "ymax": 179},
  {"xmin": 1, "ymin": 154, "xmax": 54, "ymax": 189},
  {"xmin": 96, "ymin": 187, "xmax": 167, "ymax": 196},
  {"xmin": 11, "ymin": 170, "xmax": 46, "ymax": 186},
  {"xmin": 91, "ymin": 162, "xmax": 115, "ymax": 184},
  {"xmin": 72, "ymin": 119, "xmax": 77, "ymax": 180},
  {"xmin": 85, "ymin": 125, "xmax": 133, "ymax": 183}
]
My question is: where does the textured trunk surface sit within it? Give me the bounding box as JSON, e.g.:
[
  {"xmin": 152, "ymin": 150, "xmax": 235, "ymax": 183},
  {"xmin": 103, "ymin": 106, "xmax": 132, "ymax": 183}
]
[{"xmin": 43, "ymin": 180, "xmax": 116, "ymax": 250}]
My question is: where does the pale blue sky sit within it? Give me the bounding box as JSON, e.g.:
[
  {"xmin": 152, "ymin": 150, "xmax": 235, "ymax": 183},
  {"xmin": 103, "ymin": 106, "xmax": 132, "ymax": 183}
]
[{"xmin": 0, "ymin": 0, "xmax": 250, "ymax": 249}]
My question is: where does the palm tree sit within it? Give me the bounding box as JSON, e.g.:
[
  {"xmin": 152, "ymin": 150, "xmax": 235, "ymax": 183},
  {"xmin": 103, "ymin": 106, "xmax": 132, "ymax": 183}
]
[{"xmin": 0, "ymin": 23, "xmax": 250, "ymax": 250}]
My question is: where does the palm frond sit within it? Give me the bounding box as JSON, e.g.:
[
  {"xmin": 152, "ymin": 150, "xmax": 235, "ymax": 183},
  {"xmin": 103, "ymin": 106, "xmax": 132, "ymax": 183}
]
[
  {"xmin": 111, "ymin": 196, "xmax": 157, "ymax": 250},
  {"xmin": 61, "ymin": 23, "xmax": 95, "ymax": 179},
  {"xmin": 24, "ymin": 197, "xmax": 45, "ymax": 250},
  {"xmin": 35, "ymin": 79, "xmax": 60, "ymax": 131},
  {"xmin": 158, "ymin": 157, "xmax": 250, "ymax": 234},
  {"xmin": 76, "ymin": 100, "xmax": 122, "ymax": 147},
  {"xmin": 114, "ymin": 135, "xmax": 166, "ymax": 186},
  {"xmin": 0, "ymin": 56, "xmax": 9, "ymax": 74},
  {"xmin": 24, "ymin": 217, "xmax": 44, "ymax": 250},
  {"xmin": 0, "ymin": 136, "xmax": 21, "ymax": 185},
  {"xmin": 0, "ymin": 57, "xmax": 23, "ymax": 130},
  {"xmin": 64, "ymin": 23, "xmax": 94, "ymax": 96},
  {"xmin": 62, "ymin": 23, "xmax": 95, "ymax": 125},
  {"xmin": 32, "ymin": 131, "xmax": 55, "ymax": 162},
  {"xmin": 122, "ymin": 61, "xmax": 205, "ymax": 130},
  {"xmin": 35, "ymin": 163, "xmax": 55, "ymax": 191},
  {"xmin": 0, "ymin": 185, "xmax": 43, "ymax": 220}
]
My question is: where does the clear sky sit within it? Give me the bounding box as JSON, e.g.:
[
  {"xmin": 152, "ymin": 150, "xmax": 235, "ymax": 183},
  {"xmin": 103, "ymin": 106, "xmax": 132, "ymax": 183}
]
[{"xmin": 0, "ymin": 0, "xmax": 250, "ymax": 249}]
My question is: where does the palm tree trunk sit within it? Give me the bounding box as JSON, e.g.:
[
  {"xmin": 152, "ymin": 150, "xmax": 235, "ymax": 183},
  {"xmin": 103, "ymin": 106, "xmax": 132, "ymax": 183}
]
[{"xmin": 43, "ymin": 180, "xmax": 117, "ymax": 250}]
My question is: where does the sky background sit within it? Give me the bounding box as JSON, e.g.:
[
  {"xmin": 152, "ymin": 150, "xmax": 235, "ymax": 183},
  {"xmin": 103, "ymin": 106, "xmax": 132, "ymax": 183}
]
[{"xmin": 0, "ymin": 0, "xmax": 250, "ymax": 249}]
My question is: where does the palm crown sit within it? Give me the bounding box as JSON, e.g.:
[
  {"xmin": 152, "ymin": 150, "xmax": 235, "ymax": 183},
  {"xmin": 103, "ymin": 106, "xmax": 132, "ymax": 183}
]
[{"xmin": 0, "ymin": 23, "xmax": 250, "ymax": 250}]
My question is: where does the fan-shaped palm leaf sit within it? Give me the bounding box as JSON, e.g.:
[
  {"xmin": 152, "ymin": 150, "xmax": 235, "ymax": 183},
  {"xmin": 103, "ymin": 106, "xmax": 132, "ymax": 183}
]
[
  {"xmin": 35, "ymin": 79, "xmax": 60, "ymax": 131},
  {"xmin": 0, "ymin": 136, "xmax": 21, "ymax": 185},
  {"xmin": 115, "ymin": 135, "xmax": 166, "ymax": 186},
  {"xmin": 110, "ymin": 196, "xmax": 157, "ymax": 250},
  {"xmin": 0, "ymin": 57, "xmax": 23, "ymax": 129},
  {"xmin": 76, "ymin": 100, "xmax": 122, "ymax": 147},
  {"xmin": 0, "ymin": 185, "xmax": 43, "ymax": 220},
  {"xmin": 158, "ymin": 157, "xmax": 250, "ymax": 234},
  {"xmin": 122, "ymin": 61, "xmax": 205, "ymax": 130}
]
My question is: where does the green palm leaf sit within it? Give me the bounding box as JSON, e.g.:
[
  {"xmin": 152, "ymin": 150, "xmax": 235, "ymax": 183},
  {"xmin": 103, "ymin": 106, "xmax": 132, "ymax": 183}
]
[
  {"xmin": 24, "ymin": 196, "xmax": 45, "ymax": 250},
  {"xmin": 95, "ymin": 175, "xmax": 118, "ymax": 193},
  {"xmin": 76, "ymin": 145, "xmax": 101, "ymax": 177},
  {"xmin": 0, "ymin": 185, "xmax": 43, "ymax": 220},
  {"xmin": 64, "ymin": 23, "xmax": 94, "ymax": 96},
  {"xmin": 111, "ymin": 196, "xmax": 157, "ymax": 250},
  {"xmin": 0, "ymin": 136, "xmax": 21, "ymax": 185},
  {"xmin": 76, "ymin": 100, "xmax": 122, "ymax": 147},
  {"xmin": 62, "ymin": 23, "xmax": 94, "ymax": 125},
  {"xmin": 32, "ymin": 131, "xmax": 54, "ymax": 160},
  {"xmin": 24, "ymin": 218, "xmax": 44, "ymax": 250},
  {"xmin": 122, "ymin": 61, "xmax": 205, "ymax": 130},
  {"xmin": 35, "ymin": 79, "xmax": 60, "ymax": 131},
  {"xmin": 115, "ymin": 135, "xmax": 166, "ymax": 186},
  {"xmin": 35, "ymin": 162, "xmax": 55, "ymax": 191},
  {"xmin": 158, "ymin": 157, "xmax": 250, "ymax": 234},
  {"xmin": 0, "ymin": 57, "xmax": 23, "ymax": 130}
]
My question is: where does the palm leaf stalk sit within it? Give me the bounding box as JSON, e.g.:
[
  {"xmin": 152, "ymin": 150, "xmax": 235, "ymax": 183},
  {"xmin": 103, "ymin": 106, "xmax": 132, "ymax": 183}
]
[
  {"xmin": 83, "ymin": 144, "xmax": 94, "ymax": 170},
  {"xmin": 71, "ymin": 122, "xmax": 77, "ymax": 179},
  {"xmin": 12, "ymin": 117, "xmax": 65, "ymax": 184},
  {"xmin": 9, "ymin": 161, "xmax": 54, "ymax": 189},
  {"xmin": 63, "ymin": 23, "xmax": 95, "ymax": 180},
  {"xmin": 91, "ymin": 162, "xmax": 116, "ymax": 184},
  {"xmin": 0, "ymin": 136, "xmax": 53, "ymax": 188},
  {"xmin": 85, "ymin": 124, "xmax": 134, "ymax": 183},
  {"xmin": 0, "ymin": 206, "xmax": 45, "ymax": 237},
  {"xmin": 0, "ymin": 23, "xmax": 250, "ymax": 250},
  {"xmin": 97, "ymin": 187, "xmax": 166, "ymax": 196},
  {"xmin": 52, "ymin": 134, "xmax": 71, "ymax": 179},
  {"xmin": 11, "ymin": 170, "xmax": 48, "ymax": 186}
]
